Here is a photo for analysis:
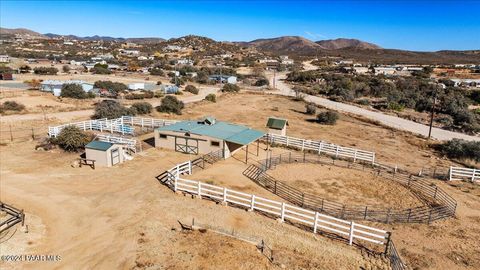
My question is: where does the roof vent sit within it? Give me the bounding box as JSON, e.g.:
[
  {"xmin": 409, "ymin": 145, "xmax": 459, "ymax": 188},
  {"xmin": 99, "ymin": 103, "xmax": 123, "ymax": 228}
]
[{"xmin": 203, "ymin": 117, "xmax": 216, "ymax": 125}]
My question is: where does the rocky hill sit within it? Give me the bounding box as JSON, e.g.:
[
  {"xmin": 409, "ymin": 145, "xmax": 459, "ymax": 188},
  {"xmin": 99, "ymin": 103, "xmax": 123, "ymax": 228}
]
[{"xmin": 316, "ymin": 38, "xmax": 381, "ymax": 50}]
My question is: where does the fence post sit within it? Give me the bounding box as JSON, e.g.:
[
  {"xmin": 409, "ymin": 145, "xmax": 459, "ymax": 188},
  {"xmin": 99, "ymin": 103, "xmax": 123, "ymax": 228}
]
[
  {"xmin": 250, "ymin": 195, "xmax": 255, "ymax": 211},
  {"xmin": 321, "ymin": 199, "xmax": 324, "ymax": 212},
  {"xmin": 31, "ymin": 128, "xmax": 35, "ymax": 139},
  {"xmin": 427, "ymin": 208, "xmax": 433, "ymax": 224},
  {"xmin": 348, "ymin": 221, "xmax": 355, "ymax": 245},
  {"xmin": 286, "ymin": 136, "xmax": 289, "ymax": 146},
  {"xmin": 301, "ymin": 139, "xmax": 305, "ymax": 151},
  {"xmin": 280, "ymin": 203, "xmax": 285, "ymax": 222},
  {"xmin": 407, "ymin": 208, "xmax": 412, "ymax": 223},
  {"xmin": 173, "ymin": 176, "xmax": 178, "ymax": 192},
  {"xmin": 372, "ymin": 153, "xmax": 375, "ymax": 165},
  {"xmin": 384, "ymin": 232, "xmax": 392, "ymax": 255},
  {"xmin": 433, "ymin": 186, "xmax": 438, "ymax": 199},
  {"xmin": 335, "ymin": 146, "xmax": 339, "ymax": 158},
  {"xmin": 188, "ymin": 161, "xmax": 192, "ymax": 175},
  {"xmin": 313, "ymin": 212, "xmax": 319, "ymax": 233},
  {"xmin": 448, "ymin": 167, "xmax": 452, "ymax": 181},
  {"xmin": 472, "ymin": 169, "xmax": 477, "ymax": 183},
  {"xmin": 364, "ymin": 206, "xmax": 368, "ymax": 220},
  {"xmin": 318, "ymin": 142, "xmax": 323, "ymax": 155},
  {"xmin": 386, "ymin": 209, "xmax": 391, "ymax": 223},
  {"xmin": 353, "ymin": 150, "xmax": 357, "ymax": 163},
  {"xmin": 197, "ymin": 181, "xmax": 202, "ymax": 197},
  {"xmin": 223, "ymin": 187, "xmax": 227, "ymax": 204}
]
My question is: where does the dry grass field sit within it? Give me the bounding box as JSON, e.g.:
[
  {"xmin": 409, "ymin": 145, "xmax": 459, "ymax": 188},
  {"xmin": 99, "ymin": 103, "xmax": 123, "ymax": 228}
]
[{"xmin": 1, "ymin": 92, "xmax": 479, "ymax": 270}]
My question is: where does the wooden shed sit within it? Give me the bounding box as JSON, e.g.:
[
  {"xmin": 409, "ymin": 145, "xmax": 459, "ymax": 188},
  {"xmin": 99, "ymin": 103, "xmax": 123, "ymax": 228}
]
[
  {"xmin": 85, "ymin": 141, "xmax": 126, "ymax": 167},
  {"xmin": 266, "ymin": 117, "xmax": 288, "ymax": 136}
]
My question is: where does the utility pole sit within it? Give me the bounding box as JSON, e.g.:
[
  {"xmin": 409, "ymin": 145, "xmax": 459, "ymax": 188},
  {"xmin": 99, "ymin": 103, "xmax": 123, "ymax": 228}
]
[
  {"xmin": 174, "ymin": 63, "xmax": 178, "ymax": 86},
  {"xmin": 273, "ymin": 69, "xmax": 276, "ymax": 89},
  {"xmin": 428, "ymin": 88, "xmax": 438, "ymax": 140}
]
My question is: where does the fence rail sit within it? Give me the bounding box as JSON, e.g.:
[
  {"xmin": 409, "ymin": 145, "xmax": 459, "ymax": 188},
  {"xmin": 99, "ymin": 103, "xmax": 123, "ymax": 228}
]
[
  {"xmin": 449, "ymin": 166, "xmax": 479, "ymax": 183},
  {"xmin": 0, "ymin": 202, "xmax": 25, "ymax": 233},
  {"xmin": 121, "ymin": 116, "xmax": 179, "ymax": 129},
  {"xmin": 263, "ymin": 133, "xmax": 376, "ymax": 164},
  {"xmin": 48, "ymin": 118, "xmax": 134, "ymax": 137},
  {"xmin": 95, "ymin": 134, "xmax": 137, "ymax": 149},
  {"xmin": 157, "ymin": 153, "xmax": 407, "ymax": 270},
  {"xmin": 244, "ymin": 151, "xmax": 456, "ymax": 224}
]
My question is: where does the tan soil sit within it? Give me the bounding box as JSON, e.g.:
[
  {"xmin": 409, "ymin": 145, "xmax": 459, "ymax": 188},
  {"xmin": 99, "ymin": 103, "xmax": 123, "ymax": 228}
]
[
  {"xmin": 268, "ymin": 163, "xmax": 423, "ymax": 209},
  {"xmin": 1, "ymin": 92, "xmax": 479, "ymax": 270}
]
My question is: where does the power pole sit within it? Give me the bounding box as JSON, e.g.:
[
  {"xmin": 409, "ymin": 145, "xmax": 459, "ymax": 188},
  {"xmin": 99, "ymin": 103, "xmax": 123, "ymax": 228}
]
[
  {"xmin": 273, "ymin": 69, "xmax": 276, "ymax": 89},
  {"xmin": 428, "ymin": 88, "xmax": 438, "ymax": 140}
]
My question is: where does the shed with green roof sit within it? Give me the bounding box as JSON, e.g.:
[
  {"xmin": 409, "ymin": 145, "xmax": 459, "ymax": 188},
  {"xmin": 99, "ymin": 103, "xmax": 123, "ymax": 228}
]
[
  {"xmin": 85, "ymin": 140, "xmax": 125, "ymax": 167},
  {"xmin": 266, "ymin": 117, "xmax": 288, "ymax": 136},
  {"xmin": 154, "ymin": 117, "xmax": 265, "ymax": 159}
]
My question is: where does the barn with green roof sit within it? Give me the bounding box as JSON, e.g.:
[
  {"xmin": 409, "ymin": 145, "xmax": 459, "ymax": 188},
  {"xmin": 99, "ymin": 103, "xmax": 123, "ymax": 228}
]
[{"xmin": 154, "ymin": 117, "xmax": 265, "ymax": 159}]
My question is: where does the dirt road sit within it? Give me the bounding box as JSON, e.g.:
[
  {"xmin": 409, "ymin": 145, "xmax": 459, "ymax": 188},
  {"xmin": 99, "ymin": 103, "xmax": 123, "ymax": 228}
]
[{"xmin": 268, "ymin": 72, "xmax": 480, "ymax": 142}]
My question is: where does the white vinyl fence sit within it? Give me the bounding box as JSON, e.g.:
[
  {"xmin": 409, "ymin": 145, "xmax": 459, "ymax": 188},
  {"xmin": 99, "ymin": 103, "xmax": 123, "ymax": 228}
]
[
  {"xmin": 95, "ymin": 134, "xmax": 137, "ymax": 149},
  {"xmin": 449, "ymin": 166, "xmax": 479, "ymax": 183},
  {"xmin": 48, "ymin": 118, "xmax": 134, "ymax": 137},
  {"xmin": 121, "ymin": 116, "xmax": 179, "ymax": 129},
  {"xmin": 265, "ymin": 133, "xmax": 376, "ymax": 164},
  {"xmin": 48, "ymin": 116, "xmax": 180, "ymax": 138},
  {"xmin": 164, "ymin": 160, "xmax": 390, "ymax": 248}
]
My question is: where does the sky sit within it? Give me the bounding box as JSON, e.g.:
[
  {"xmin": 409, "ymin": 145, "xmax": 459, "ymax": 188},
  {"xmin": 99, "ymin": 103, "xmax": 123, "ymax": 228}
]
[{"xmin": 1, "ymin": 0, "xmax": 479, "ymax": 51}]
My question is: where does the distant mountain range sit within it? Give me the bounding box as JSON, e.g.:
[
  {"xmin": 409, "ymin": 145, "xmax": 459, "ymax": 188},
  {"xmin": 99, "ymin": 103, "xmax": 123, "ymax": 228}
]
[
  {"xmin": 236, "ymin": 36, "xmax": 381, "ymax": 53},
  {"xmin": 2, "ymin": 27, "xmax": 480, "ymax": 64}
]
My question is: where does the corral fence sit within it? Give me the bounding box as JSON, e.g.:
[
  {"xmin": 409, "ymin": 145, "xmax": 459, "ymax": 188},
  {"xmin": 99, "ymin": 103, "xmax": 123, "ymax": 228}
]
[
  {"xmin": 449, "ymin": 166, "xmax": 479, "ymax": 183},
  {"xmin": 94, "ymin": 134, "xmax": 138, "ymax": 153},
  {"xmin": 48, "ymin": 118, "xmax": 134, "ymax": 137},
  {"xmin": 47, "ymin": 116, "xmax": 179, "ymax": 138},
  {"xmin": 188, "ymin": 219, "xmax": 275, "ymax": 262},
  {"xmin": 263, "ymin": 133, "xmax": 376, "ymax": 164},
  {"xmin": 156, "ymin": 154, "xmax": 407, "ymax": 270},
  {"xmin": 0, "ymin": 126, "xmax": 45, "ymax": 143},
  {"xmin": 244, "ymin": 151, "xmax": 456, "ymax": 224},
  {"xmin": 0, "ymin": 202, "xmax": 25, "ymax": 233}
]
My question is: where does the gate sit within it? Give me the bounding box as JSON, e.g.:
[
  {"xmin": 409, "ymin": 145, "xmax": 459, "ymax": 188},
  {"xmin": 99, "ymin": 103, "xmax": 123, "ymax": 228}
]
[{"xmin": 175, "ymin": 137, "xmax": 199, "ymax": 155}]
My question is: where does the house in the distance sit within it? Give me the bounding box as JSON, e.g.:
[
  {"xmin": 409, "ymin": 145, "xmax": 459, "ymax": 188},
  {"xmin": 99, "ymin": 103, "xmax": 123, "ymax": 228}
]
[
  {"xmin": 40, "ymin": 80, "xmax": 94, "ymax": 96},
  {"xmin": 208, "ymin": 75, "xmax": 237, "ymax": 84},
  {"xmin": 266, "ymin": 117, "xmax": 288, "ymax": 136},
  {"xmin": 0, "ymin": 55, "xmax": 10, "ymax": 63}
]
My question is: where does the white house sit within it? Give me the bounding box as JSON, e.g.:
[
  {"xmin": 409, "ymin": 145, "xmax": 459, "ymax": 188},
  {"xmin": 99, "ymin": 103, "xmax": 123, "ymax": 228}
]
[
  {"xmin": 0, "ymin": 55, "xmax": 10, "ymax": 63},
  {"xmin": 177, "ymin": 59, "xmax": 194, "ymax": 65},
  {"xmin": 209, "ymin": 75, "xmax": 237, "ymax": 84},
  {"xmin": 40, "ymin": 80, "xmax": 94, "ymax": 96},
  {"xmin": 128, "ymin": 83, "xmax": 146, "ymax": 90}
]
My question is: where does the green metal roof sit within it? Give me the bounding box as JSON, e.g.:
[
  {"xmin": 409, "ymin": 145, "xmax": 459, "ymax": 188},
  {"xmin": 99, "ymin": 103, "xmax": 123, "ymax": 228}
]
[
  {"xmin": 157, "ymin": 119, "xmax": 265, "ymax": 146},
  {"xmin": 85, "ymin": 141, "xmax": 113, "ymax": 151},
  {"xmin": 266, "ymin": 117, "xmax": 288, "ymax": 130}
]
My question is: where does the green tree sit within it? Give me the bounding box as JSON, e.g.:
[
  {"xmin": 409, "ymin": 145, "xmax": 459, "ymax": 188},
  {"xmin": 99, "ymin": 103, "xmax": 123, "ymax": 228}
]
[
  {"xmin": 185, "ymin": 85, "xmax": 199, "ymax": 94},
  {"xmin": 34, "ymin": 67, "xmax": 58, "ymax": 75},
  {"xmin": 156, "ymin": 96, "xmax": 184, "ymax": 114},
  {"xmin": 131, "ymin": 102, "xmax": 153, "ymax": 114},
  {"xmin": 53, "ymin": 126, "xmax": 90, "ymax": 152},
  {"xmin": 316, "ymin": 111, "xmax": 339, "ymax": 125},
  {"xmin": 92, "ymin": 100, "xmax": 136, "ymax": 119},
  {"xmin": 205, "ymin": 93, "xmax": 216, "ymax": 102},
  {"xmin": 61, "ymin": 84, "xmax": 93, "ymax": 99},
  {"xmin": 222, "ymin": 83, "xmax": 240, "ymax": 92}
]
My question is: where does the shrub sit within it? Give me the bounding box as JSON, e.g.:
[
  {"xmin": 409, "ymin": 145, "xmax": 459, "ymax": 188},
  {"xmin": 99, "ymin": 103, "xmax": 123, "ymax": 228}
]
[
  {"xmin": 205, "ymin": 93, "xmax": 216, "ymax": 103},
  {"xmin": 150, "ymin": 68, "xmax": 164, "ymax": 76},
  {"xmin": 92, "ymin": 100, "xmax": 135, "ymax": 119},
  {"xmin": 305, "ymin": 103, "xmax": 317, "ymax": 115},
  {"xmin": 0, "ymin": 101, "xmax": 25, "ymax": 113},
  {"xmin": 355, "ymin": 99, "xmax": 370, "ymax": 105},
  {"xmin": 61, "ymin": 84, "xmax": 93, "ymax": 99},
  {"xmin": 131, "ymin": 102, "xmax": 153, "ymax": 114},
  {"xmin": 185, "ymin": 85, "xmax": 199, "ymax": 94},
  {"xmin": 156, "ymin": 96, "xmax": 184, "ymax": 114},
  {"xmin": 53, "ymin": 126, "xmax": 89, "ymax": 152},
  {"xmin": 34, "ymin": 67, "xmax": 58, "ymax": 75},
  {"xmin": 254, "ymin": 78, "xmax": 269, "ymax": 87},
  {"xmin": 93, "ymin": 81, "xmax": 127, "ymax": 94},
  {"xmin": 440, "ymin": 139, "xmax": 480, "ymax": 162},
  {"xmin": 221, "ymin": 83, "xmax": 240, "ymax": 92},
  {"xmin": 62, "ymin": 65, "xmax": 70, "ymax": 73},
  {"xmin": 92, "ymin": 66, "xmax": 111, "ymax": 74},
  {"xmin": 316, "ymin": 111, "xmax": 339, "ymax": 125}
]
